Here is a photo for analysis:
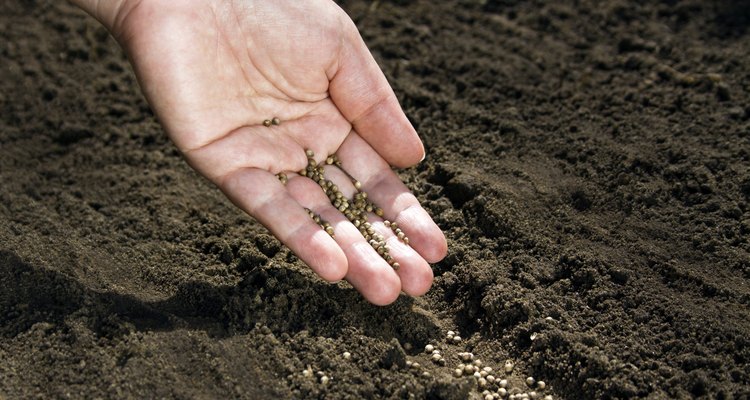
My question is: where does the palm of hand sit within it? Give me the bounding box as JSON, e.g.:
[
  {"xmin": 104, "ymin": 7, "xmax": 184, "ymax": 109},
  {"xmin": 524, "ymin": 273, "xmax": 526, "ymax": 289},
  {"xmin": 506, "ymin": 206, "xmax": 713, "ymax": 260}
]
[{"xmin": 115, "ymin": 0, "xmax": 446, "ymax": 304}]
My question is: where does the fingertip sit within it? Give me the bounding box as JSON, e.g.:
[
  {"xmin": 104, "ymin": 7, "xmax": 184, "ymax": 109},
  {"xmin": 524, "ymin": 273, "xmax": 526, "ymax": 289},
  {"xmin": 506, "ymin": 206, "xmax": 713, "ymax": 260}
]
[
  {"xmin": 305, "ymin": 230, "xmax": 349, "ymax": 282},
  {"xmin": 400, "ymin": 260, "xmax": 434, "ymax": 297},
  {"xmin": 363, "ymin": 271, "xmax": 402, "ymax": 306},
  {"xmin": 423, "ymin": 233, "xmax": 448, "ymax": 264}
]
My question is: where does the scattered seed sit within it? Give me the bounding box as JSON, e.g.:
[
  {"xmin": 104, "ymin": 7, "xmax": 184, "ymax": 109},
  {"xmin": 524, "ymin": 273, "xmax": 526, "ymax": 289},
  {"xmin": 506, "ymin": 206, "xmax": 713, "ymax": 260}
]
[
  {"xmin": 473, "ymin": 371, "xmax": 482, "ymax": 379},
  {"xmin": 453, "ymin": 368, "xmax": 463, "ymax": 377},
  {"xmin": 478, "ymin": 377, "xmax": 487, "ymax": 387},
  {"xmin": 529, "ymin": 392, "xmax": 538, "ymax": 400},
  {"xmin": 498, "ymin": 388, "xmax": 508, "ymax": 397},
  {"xmin": 543, "ymin": 396, "xmax": 553, "ymax": 400},
  {"xmin": 526, "ymin": 377, "xmax": 536, "ymax": 386},
  {"xmin": 485, "ymin": 395, "xmax": 494, "ymax": 400},
  {"xmin": 453, "ymin": 335, "xmax": 462, "ymax": 343},
  {"xmin": 343, "ymin": 351, "xmax": 351, "ymax": 360},
  {"xmin": 392, "ymin": 262, "xmax": 400, "ymax": 270},
  {"xmin": 473, "ymin": 359, "xmax": 482, "ymax": 367},
  {"xmin": 498, "ymin": 379, "xmax": 508, "ymax": 388},
  {"xmin": 487, "ymin": 375, "xmax": 495, "ymax": 383},
  {"xmin": 425, "ymin": 344, "xmax": 434, "ymax": 353},
  {"xmin": 537, "ymin": 381, "xmax": 546, "ymax": 390},
  {"xmin": 263, "ymin": 119, "xmax": 272, "ymax": 127},
  {"xmin": 271, "ymin": 117, "xmax": 281, "ymax": 125},
  {"xmin": 320, "ymin": 375, "xmax": 329, "ymax": 385},
  {"xmin": 504, "ymin": 360, "xmax": 514, "ymax": 373}
]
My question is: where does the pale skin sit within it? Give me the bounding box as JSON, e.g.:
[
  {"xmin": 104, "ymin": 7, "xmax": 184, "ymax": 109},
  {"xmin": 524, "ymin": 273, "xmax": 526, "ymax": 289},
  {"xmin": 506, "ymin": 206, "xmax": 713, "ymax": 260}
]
[{"xmin": 69, "ymin": 0, "xmax": 447, "ymax": 305}]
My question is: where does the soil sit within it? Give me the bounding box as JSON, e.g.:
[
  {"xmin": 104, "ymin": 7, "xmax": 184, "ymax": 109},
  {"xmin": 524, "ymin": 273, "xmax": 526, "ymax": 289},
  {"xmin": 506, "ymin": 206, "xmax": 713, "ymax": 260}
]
[{"xmin": 1, "ymin": 0, "xmax": 749, "ymax": 399}]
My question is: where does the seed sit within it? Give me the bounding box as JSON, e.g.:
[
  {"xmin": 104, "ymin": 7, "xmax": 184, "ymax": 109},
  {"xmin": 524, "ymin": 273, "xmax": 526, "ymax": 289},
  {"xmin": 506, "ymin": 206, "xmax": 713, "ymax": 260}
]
[
  {"xmin": 504, "ymin": 360, "xmax": 514, "ymax": 373},
  {"xmin": 384, "ymin": 220, "xmax": 391, "ymax": 228},
  {"xmin": 431, "ymin": 349, "xmax": 440, "ymax": 355},
  {"xmin": 537, "ymin": 381, "xmax": 546, "ymax": 390},
  {"xmin": 460, "ymin": 352, "xmax": 473, "ymax": 362},
  {"xmin": 263, "ymin": 119, "xmax": 272, "ymax": 127},
  {"xmin": 480, "ymin": 370, "xmax": 488, "ymax": 378},
  {"xmin": 425, "ymin": 344, "xmax": 435, "ymax": 353},
  {"xmin": 526, "ymin": 377, "xmax": 535, "ymax": 386},
  {"xmin": 390, "ymin": 222, "xmax": 398, "ymax": 229},
  {"xmin": 422, "ymin": 371, "xmax": 431, "ymax": 378},
  {"xmin": 302, "ymin": 367, "xmax": 313, "ymax": 378},
  {"xmin": 543, "ymin": 396, "xmax": 553, "ymax": 400},
  {"xmin": 473, "ymin": 371, "xmax": 481, "ymax": 379},
  {"xmin": 478, "ymin": 377, "xmax": 487, "ymax": 387},
  {"xmin": 411, "ymin": 362, "xmax": 420, "ymax": 369},
  {"xmin": 404, "ymin": 237, "xmax": 410, "ymax": 245},
  {"xmin": 487, "ymin": 375, "xmax": 495, "ymax": 383},
  {"xmin": 473, "ymin": 360, "xmax": 482, "ymax": 367},
  {"xmin": 529, "ymin": 392, "xmax": 538, "ymax": 400},
  {"xmin": 453, "ymin": 335, "xmax": 462, "ymax": 343},
  {"xmin": 271, "ymin": 117, "xmax": 281, "ymax": 125},
  {"xmin": 453, "ymin": 369, "xmax": 463, "ymax": 377},
  {"xmin": 353, "ymin": 180, "xmax": 362, "ymax": 189},
  {"xmin": 320, "ymin": 375, "xmax": 329, "ymax": 385},
  {"xmin": 397, "ymin": 231, "xmax": 405, "ymax": 240},
  {"xmin": 431, "ymin": 353, "xmax": 441, "ymax": 362},
  {"xmin": 343, "ymin": 351, "xmax": 351, "ymax": 360},
  {"xmin": 325, "ymin": 226, "xmax": 334, "ymax": 236},
  {"xmin": 305, "ymin": 149, "xmax": 314, "ymax": 158},
  {"xmin": 485, "ymin": 395, "xmax": 494, "ymax": 400},
  {"xmin": 483, "ymin": 367, "xmax": 493, "ymax": 373},
  {"xmin": 498, "ymin": 388, "xmax": 508, "ymax": 397},
  {"xmin": 326, "ymin": 156, "xmax": 334, "ymax": 165},
  {"xmin": 406, "ymin": 360, "xmax": 413, "ymax": 367},
  {"xmin": 499, "ymin": 379, "xmax": 508, "ymax": 388},
  {"xmin": 392, "ymin": 262, "xmax": 400, "ymax": 270},
  {"xmin": 375, "ymin": 208, "xmax": 384, "ymax": 217}
]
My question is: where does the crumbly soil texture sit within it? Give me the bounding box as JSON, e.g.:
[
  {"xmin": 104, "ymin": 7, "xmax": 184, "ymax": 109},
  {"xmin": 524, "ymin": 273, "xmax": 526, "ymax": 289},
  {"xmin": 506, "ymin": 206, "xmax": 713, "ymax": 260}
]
[{"xmin": 1, "ymin": 1, "xmax": 749, "ymax": 399}]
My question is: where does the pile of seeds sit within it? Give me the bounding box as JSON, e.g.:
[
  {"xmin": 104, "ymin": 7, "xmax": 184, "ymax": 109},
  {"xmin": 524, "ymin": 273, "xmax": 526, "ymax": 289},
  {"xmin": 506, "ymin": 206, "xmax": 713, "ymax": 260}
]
[{"xmin": 279, "ymin": 149, "xmax": 410, "ymax": 270}]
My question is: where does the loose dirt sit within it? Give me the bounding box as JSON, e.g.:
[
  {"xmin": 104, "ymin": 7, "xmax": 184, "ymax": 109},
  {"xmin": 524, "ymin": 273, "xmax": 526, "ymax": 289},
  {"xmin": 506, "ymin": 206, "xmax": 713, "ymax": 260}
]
[{"xmin": 1, "ymin": 0, "xmax": 748, "ymax": 398}]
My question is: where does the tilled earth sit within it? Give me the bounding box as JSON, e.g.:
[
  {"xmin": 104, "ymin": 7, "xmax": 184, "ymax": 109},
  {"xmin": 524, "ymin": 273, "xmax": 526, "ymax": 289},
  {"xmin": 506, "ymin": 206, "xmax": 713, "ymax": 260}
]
[{"xmin": 1, "ymin": 0, "xmax": 749, "ymax": 399}]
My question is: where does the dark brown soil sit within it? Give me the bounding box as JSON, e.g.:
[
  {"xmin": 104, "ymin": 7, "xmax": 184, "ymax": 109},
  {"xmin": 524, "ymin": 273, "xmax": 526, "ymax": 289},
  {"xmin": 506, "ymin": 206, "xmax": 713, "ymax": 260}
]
[{"xmin": 1, "ymin": 0, "xmax": 749, "ymax": 399}]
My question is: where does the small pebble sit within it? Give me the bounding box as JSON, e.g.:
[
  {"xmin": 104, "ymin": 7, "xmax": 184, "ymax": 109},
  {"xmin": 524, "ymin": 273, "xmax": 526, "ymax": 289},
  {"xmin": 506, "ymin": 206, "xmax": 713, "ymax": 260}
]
[{"xmin": 529, "ymin": 392, "xmax": 538, "ymax": 400}]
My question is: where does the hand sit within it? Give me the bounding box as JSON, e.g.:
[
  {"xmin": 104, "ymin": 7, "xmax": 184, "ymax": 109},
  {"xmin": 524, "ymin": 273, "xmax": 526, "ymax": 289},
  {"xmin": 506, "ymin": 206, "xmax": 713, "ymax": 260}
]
[{"xmin": 72, "ymin": 0, "xmax": 447, "ymax": 305}]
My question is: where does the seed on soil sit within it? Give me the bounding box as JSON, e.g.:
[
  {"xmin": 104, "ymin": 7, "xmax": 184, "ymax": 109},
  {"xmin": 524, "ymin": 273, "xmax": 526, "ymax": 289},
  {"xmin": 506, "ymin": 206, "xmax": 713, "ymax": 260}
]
[
  {"xmin": 536, "ymin": 381, "xmax": 546, "ymax": 390},
  {"xmin": 529, "ymin": 392, "xmax": 538, "ymax": 400},
  {"xmin": 454, "ymin": 368, "xmax": 463, "ymax": 377},
  {"xmin": 452, "ymin": 335, "xmax": 462, "ymax": 343},
  {"xmin": 263, "ymin": 119, "xmax": 272, "ymax": 127},
  {"xmin": 460, "ymin": 352, "xmax": 473, "ymax": 362},
  {"xmin": 526, "ymin": 377, "xmax": 535, "ymax": 386},
  {"xmin": 498, "ymin": 379, "xmax": 508, "ymax": 388},
  {"xmin": 343, "ymin": 351, "xmax": 351, "ymax": 360},
  {"xmin": 473, "ymin": 359, "xmax": 482, "ymax": 367},
  {"xmin": 504, "ymin": 360, "xmax": 514, "ymax": 373},
  {"xmin": 487, "ymin": 375, "xmax": 495, "ymax": 383},
  {"xmin": 424, "ymin": 344, "xmax": 434, "ymax": 353},
  {"xmin": 411, "ymin": 362, "xmax": 420, "ymax": 369},
  {"xmin": 485, "ymin": 395, "xmax": 494, "ymax": 400},
  {"xmin": 320, "ymin": 375, "xmax": 329, "ymax": 385},
  {"xmin": 271, "ymin": 117, "xmax": 281, "ymax": 125},
  {"xmin": 543, "ymin": 396, "xmax": 553, "ymax": 400},
  {"xmin": 498, "ymin": 388, "xmax": 508, "ymax": 397}
]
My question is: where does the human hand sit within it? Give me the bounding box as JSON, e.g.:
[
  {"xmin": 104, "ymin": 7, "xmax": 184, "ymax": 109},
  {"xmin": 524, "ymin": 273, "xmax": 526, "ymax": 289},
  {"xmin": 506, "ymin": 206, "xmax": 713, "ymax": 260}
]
[{"xmin": 71, "ymin": 0, "xmax": 447, "ymax": 305}]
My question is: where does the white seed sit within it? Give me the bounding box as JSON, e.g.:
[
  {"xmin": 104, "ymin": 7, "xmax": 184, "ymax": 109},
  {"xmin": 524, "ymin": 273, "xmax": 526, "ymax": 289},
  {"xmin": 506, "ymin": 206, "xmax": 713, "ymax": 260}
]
[
  {"xmin": 320, "ymin": 376, "xmax": 329, "ymax": 385},
  {"xmin": 543, "ymin": 396, "xmax": 553, "ymax": 400},
  {"xmin": 485, "ymin": 395, "xmax": 494, "ymax": 400},
  {"xmin": 473, "ymin": 371, "xmax": 482, "ymax": 379},
  {"xmin": 498, "ymin": 388, "xmax": 508, "ymax": 397},
  {"xmin": 493, "ymin": 393, "xmax": 500, "ymax": 400},
  {"xmin": 486, "ymin": 375, "xmax": 495, "ymax": 383},
  {"xmin": 342, "ymin": 351, "xmax": 351, "ymax": 360},
  {"xmin": 453, "ymin": 368, "xmax": 463, "ymax": 377},
  {"xmin": 458, "ymin": 363, "xmax": 465, "ymax": 370},
  {"xmin": 446, "ymin": 334, "xmax": 454, "ymax": 340},
  {"xmin": 483, "ymin": 367, "xmax": 493, "ymax": 373},
  {"xmin": 482, "ymin": 390, "xmax": 491, "ymax": 396},
  {"xmin": 411, "ymin": 362, "xmax": 421, "ymax": 369},
  {"xmin": 422, "ymin": 371, "xmax": 431, "ymax": 378},
  {"xmin": 480, "ymin": 370, "xmax": 488, "ymax": 378},
  {"xmin": 453, "ymin": 335, "xmax": 462, "ymax": 343},
  {"xmin": 302, "ymin": 368, "xmax": 313, "ymax": 378},
  {"xmin": 529, "ymin": 392, "xmax": 538, "ymax": 400},
  {"xmin": 504, "ymin": 360, "xmax": 514, "ymax": 373},
  {"xmin": 537, "ymin": 381, "xmax": 546, "ymax": 390},
  {"xmin": 526, "ymin": 376, "xmax": 536, "ymax": 386},
  {"xmin": 431, "ymin": 353, "xmax": 442, "ymax": 362},
  {"xmin": 464, "ymin": 365, "xmax": 475, "ymax": 374},
  {"xmin": 446, "ymin": 330, "xmax": 455, "ymax": 337},
  {"xmin": 406, "ymin": 360, "xmax": 413, "ymax": 367},
  {"xmin": 425, "ymin": 344, "xmax": 434, "ymax": 353},
  {"xmin": 545, "ymin": 316, "xmax": 554, "ymax": 322},
  {"xmin": 432, "ymin": 350, "xmax": 441, "ymax": 355},
  {"xmin": 499, "ymin": 379, "xmax": 508, "ymax": 388},
  {"xmin": 478, "ymin": 377, "xmax": 487, "ymax": 388},
  {"xmin": 473, "ymin": 359, "xmax": 482, "ymax": 367}
]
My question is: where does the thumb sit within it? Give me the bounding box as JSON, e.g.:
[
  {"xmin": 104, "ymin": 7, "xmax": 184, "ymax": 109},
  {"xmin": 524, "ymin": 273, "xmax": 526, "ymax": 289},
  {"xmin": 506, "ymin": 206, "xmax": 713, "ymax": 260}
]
[{"xmin": 327, "ymin": 19, "xmax": 425, "ymax": 168}]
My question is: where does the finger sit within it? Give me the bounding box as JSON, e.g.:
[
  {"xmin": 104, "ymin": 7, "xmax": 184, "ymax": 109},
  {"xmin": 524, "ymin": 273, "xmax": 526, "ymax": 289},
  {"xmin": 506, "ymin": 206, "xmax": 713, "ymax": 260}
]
[
  {"xmin": 218, "ymin": 167, "xmax": 347, "ymax": 282},
  {"xmin": 336, "ymin": 132, "xmax": 448, "ymax": 263},
  {"xmin": 327, "ymin": 16, "xmax": 425, "ymax": 168},
  {"xmin": 322, "ymin": 167, "xmax": 433, "ymax": 296},
  {"xmin": 286, "ymin": 175, "xmax": 402, "ymax": 305}
]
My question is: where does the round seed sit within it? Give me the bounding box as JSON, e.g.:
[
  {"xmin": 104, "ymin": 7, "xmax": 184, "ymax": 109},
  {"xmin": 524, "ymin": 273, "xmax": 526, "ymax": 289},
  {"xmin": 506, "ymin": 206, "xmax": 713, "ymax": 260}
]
[
  {"xmin": 425, "ymin": 344, "xmax": 434, "ymax": 353},
  {"xmin": 326, "ymin": 156, "xmax": 334, "ymax": 165},
  {"xmin": 263, "ymin": 119, "xmax": 272, "ymax": 127},
  {"xmin": 526, "ymin": 377, "xmax": 535, "ymax": 386},
  {"xmin": 453, "ymin": 335, "xmax": 462, "ymax": 343},
  {"xmin": 392, "ymin": 262, "xmax": 400, "ymax": 270},
  {"xmin": 271, "ymin": 117, "xmax": 281, "ymax": 125},
  {"xmin": 537, "ymin": 381, "xmax": 546, "ymax": 390},
  {"xmin": 504, "ymin": 360, "xmax": 514, "ymax": 373},
  {"xmin": 320, "ymin": 376, "xmax": 329, "ymax": 385},
  {"xmin": 498, "ymin": 388, "xmax": 508, "ymax": 397},
  {"xmin": 499, "ymin": 379, "xmax": 508, "ymax": 388},
  {"xmin": 453, "ymin": 368, "xmax": 463, "ymax": 377},
  {"xmin": 343, "ymin": 351, "xmax": 351, "ymax": 360}
]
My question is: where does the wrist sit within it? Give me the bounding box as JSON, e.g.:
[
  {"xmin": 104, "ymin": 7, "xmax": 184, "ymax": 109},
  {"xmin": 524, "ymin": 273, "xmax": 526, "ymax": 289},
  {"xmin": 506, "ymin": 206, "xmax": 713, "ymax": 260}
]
[{"xmin": 68, "ymin": 0, "xmax": 135, "ymax": 36}]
